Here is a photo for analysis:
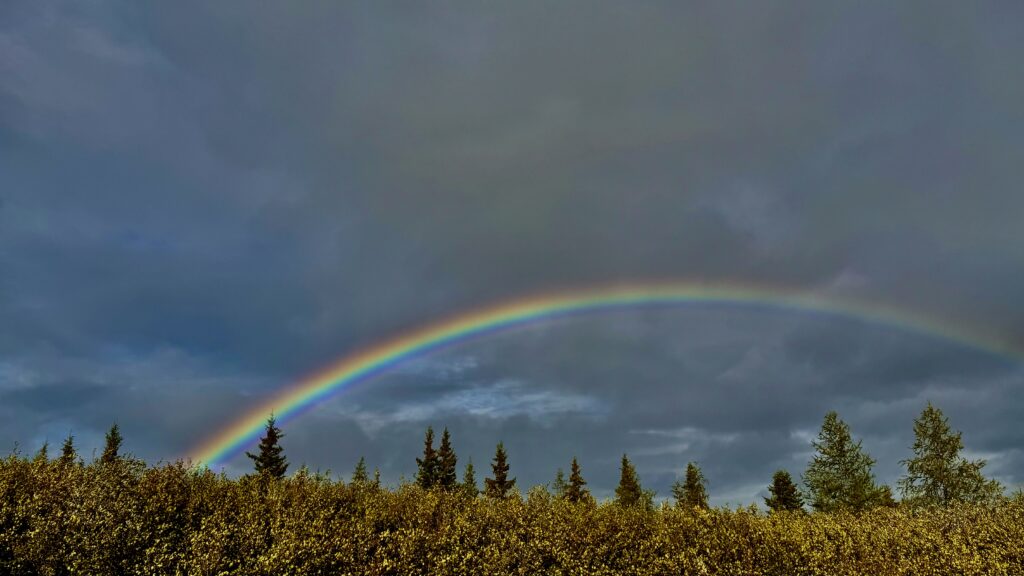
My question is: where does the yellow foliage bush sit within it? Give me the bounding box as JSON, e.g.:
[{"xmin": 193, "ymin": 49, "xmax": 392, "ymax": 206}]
[{"xmin": 1, "ymin": 455, "xmax": 1022, "ymax": 575}]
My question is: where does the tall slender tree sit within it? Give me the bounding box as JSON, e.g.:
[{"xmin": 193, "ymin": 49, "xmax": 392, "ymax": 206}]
[
  {"xmin": 565, "ymin": 457, "xmax": 591, "ymax": 504},
  {"xmin": 415, "ymin": 426, "xmax": 439, "ymax": 489},
  {"xmin": 58, "ymin": 434, "xmax": 77, "ymax": 466},
  {"xmin": 461, "ymin": 458, "xmax": 479, "ymax": 498},
  {"xmin": 615, "ymin": 454, "xmax": 644, "ymax": 507},
  {"xmin": 484, "ymin": 442, "xmax": 516, "ymax": 498},
  {"xmin": 436, "ymin": 427, "xmax": 458, "ymax": 490},
  {"xmin": 100, "ymin": 423, "xmax": 123, "ymax": 465},
  {"xmin": 352, "ymin": 456, "xmax": 369, "ymax": 484},
  {"xmin": 673, "ymin": 462, "xmax": 709, "ymax": 509},
  {"xmin": 803, "ymin": 411, "xmax": 885, "ymax": 512},
  {"xmin": 245, "ymin": 415, "xmax": 288, "ymax": 479},
  {"xmin": 899, "ymin": 402, "xmax": 1003, "ymax": 506},
  {"xmin": 764, "ymin": 469, "xmax": 804, "ymax": 512}
]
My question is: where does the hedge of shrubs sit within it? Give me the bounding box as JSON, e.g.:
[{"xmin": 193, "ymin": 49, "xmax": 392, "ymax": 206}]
[{"xmin": 2, "ymin": 455, "xmax": 1023, "ymax": 575}]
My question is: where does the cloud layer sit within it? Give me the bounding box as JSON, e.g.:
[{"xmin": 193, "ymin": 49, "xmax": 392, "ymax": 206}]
[{"xmin": 1, "ymin": 1, "xmax": 1022, "ymax": 504}]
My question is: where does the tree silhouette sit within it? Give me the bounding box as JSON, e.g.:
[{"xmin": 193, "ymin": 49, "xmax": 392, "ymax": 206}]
[
  {"xmin": 437, "ymin": 427, "xmax": 458, "ymax": 490},
  {"xmin": 803, "ymin": 411, "xmax": 885, "ymax": 512},
  {"xmin": 565, "ymin": 457, "xmax": 591, "ymax": 504},
  {"xmin": 461, "ymin": 458, "xmax": 479, "ymax": 498},
  {"xmin": 673, "ymin": 462, "xmax": 709, "ymax": 509},
  {"xmin": 352, "ymin": 456, "xmax": 369, "ymax": 484},
  {"xmin": 415, "ymin": 426, "xmax": 439, "ymax": 489},
  {"xmin": 615, "ymin": 454, "xmax": 644, "ymax": 507},
  {"xmin": 245, "ymin": 415, "xmax": 288, "ymax": 479},
  {"xmin": 100, "ymin": 423, "xmax": 123, "ymax": 465},
  {"xmin": 899, "ymin": 402, "xmax": 1003, "ymax": 505},
  {"xmin": 58, "ymin": 434, "xmax": 77, "ymax": 466},
  {"xmin": 764, "ymin": 469, "xmax": 804, "ymax": 512},
  {"xmin": 484, "ymin": 442, "xmax": 516, "ymax": 498}
]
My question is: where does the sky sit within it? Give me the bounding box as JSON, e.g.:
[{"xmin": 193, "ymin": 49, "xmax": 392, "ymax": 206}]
[{"xmin": 2, "ymin": 1, "xmax": 1023, "ymax": 505}]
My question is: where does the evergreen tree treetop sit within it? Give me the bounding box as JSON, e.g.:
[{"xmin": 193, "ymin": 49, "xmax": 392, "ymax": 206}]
[
  {"xmin": 416, "ymin": 426, "xmax": 439, "ymax": 489},
  {"xmin": 566, "ymin": 457, "xmax": 591, "ymax": 504},
  {"xmin": 100, "ymin": 423, "xmax": 123, "ymax": 465},
  {"xmin": 673, "ymin": 461, "xmax": 709, "ymax": 509},
  {"xmin": 764, "ymin": 469, "xmax": 804, "ymax": 512},
  {"xmin": 615, "ymin": 454, "xmax": 644, "ymax": 508},
  {"xmin": 803, "ymin": 411, "xmax": 885, "ymax": 513},
  {"xmin": 59, "ymin": 434, "xmax": 77, "ymax": 466},
  {"xmin": 899, "ymin": 402, "xmax": 1003, "ymax": 506},
  {"xmin": 484, "ymin": 442, "xmax": 516, "ymax": 498},
  {"xmin": 245, "ymin": 415, "xmax": 288, "ymax": 479},
  {"xmin": 461, "ymin": 458, "xmax": 479, "ymax": 498},
  {"xmin": 437, "ymin": 427, "xmax": 458, "ymax": 490},
  {"xmin": 352, "ymin": 456, "xmax": 369, "ymax": 484}
]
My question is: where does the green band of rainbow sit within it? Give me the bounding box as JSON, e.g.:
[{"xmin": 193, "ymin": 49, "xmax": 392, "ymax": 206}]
[{"xmin": 189, "ymin": 281, "xmax": 1019, "ymax": 468}]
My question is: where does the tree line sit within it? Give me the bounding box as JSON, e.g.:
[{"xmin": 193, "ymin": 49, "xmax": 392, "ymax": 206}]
[{"xmin": 233, "ymin": 401, "xmax": 1004, "ymax": 511}]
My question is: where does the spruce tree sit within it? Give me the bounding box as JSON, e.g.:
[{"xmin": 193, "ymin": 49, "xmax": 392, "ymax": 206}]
[
  {"xmin": 245, "ymin": 415, "xmax": 288, "ymax": 479},
  {"xmin": 899, "ymin": 402, "xmax": 1002, "ymax": 506},
  {"xmin": 484, "ymin": 442, "xmax": 516, "ymax": 498},
  {"xmin": 565, "ymin": 457, "xmax": 591, "ymax": 504},
  {"xmin": 100, "ymin": 423, "xmax": 123, "ymax": 465},
  {"xmin": 673, "ymin": 461, "xmax": 709, "ymax": 509},
  {"xmin": 436, "ymin": 427, "xmax": 458, "ymax": 490},
  {"xmin": 615, "ymin": 454, "xmax": 643, "ymax": 507},
  {"xmin": 352, "ymin": 456, "xmax": 369, "ymax": 484},
  {"xmin": 764, "ymin": 469, "xmax": 804, "ymax": 512},
  {"xmin": 461, "ymin": 458, "xmax": 479, "ymax": 498},
  {"xmin": 415, "ymin": 426, "xmax": 439, "ymax": 489},
  {"xmin": 58, "ymin": 435, "xmax": 77, "ymax": 466},
  {"xmin": 803, "ymin": 411, "xmax": 885, "ymax": 512}
]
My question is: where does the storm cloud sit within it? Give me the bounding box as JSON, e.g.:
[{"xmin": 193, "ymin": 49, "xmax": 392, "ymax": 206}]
[{"xmin": 1, "ymin": 1, "xmax": 1022, "ymax": 504}]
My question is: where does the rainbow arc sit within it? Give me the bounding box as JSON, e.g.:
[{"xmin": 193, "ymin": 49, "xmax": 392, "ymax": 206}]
[{"xmin": 189, "ymin": 281, "xmax": 1019, "ymax": 468}]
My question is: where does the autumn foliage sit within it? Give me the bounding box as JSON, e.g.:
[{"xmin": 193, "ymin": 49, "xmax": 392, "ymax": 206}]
[{"xmin": 2, "ymin": 453, "xmax": 1023, "ymax": 576}]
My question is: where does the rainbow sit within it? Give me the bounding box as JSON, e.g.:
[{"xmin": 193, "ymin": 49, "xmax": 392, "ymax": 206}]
[{"xmin": 189, "ymin": 281, "xmax": 1019, "ymax": 468}]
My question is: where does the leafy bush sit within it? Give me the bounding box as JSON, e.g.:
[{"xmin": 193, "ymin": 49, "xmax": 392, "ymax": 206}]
[{"xmin": 1, "ymin": 455, "xmax": 1022, "ymax": 575}]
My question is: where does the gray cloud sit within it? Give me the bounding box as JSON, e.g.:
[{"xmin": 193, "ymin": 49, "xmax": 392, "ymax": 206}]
[{"xmin": 1, "ymin": 1, "xmax": 1022, "ymax": 504}]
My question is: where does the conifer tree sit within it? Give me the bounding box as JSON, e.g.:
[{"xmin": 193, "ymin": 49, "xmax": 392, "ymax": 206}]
[
  {"xmin": 100, "ymin": 423, "xmax": 123, "ymax": 465},
  {"xmin": 565, "ymin": 457, "xmax": 591, "ymax": 504},
  {"xmin": 899, "ymin": 402, "xmax": 1002, "ymax": 505},
  {"xmin": 373, "ymin": 467, "xmax": 381, "ymax": 488},
  {"xmin": 803, "ymin": 411, "xmax": 885, "ymax": 512},
  {"xmin": 764, "ymin": 469, "xmax": 804, "ymax": 512},
  {"xmin": 461, "ymin": 458, "xmax": 479, "ymax": 498},
  {"xmin": 352, "ymin": 456, "xmax": 369, "ymax": 484},
  {"xmin": 615, "ymin": 454, "xmax": 644, "ymax": 507},
  {"xmin": 551, "ymin": 468, "xmax": 568, "ymax": 498},
  {"xmin": 245, "ymin": 415, "xmax": 288, "ymax": 479},
  {"xmin": 673, "ymin": 461, "xmax": 709, "ymax": 509},
  {"xmin": 415, "ymin": 426, "xmax": 439, "ymax": 489},
  {"xmin": 484, "ymin": 442, "xmax": 516, "ymax": 498},
  {"xmin": 436, "ymin": 427, "xmax": 458, "ymax": 490},
  {"xmin": 58, "ymin": 435, "xmax": 77, "ymax": 466}
]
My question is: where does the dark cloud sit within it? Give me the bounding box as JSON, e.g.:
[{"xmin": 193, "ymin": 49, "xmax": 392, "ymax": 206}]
[{"xmin": 1, "ymin": 1, "xmax": 1022, "ymax": 503}]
